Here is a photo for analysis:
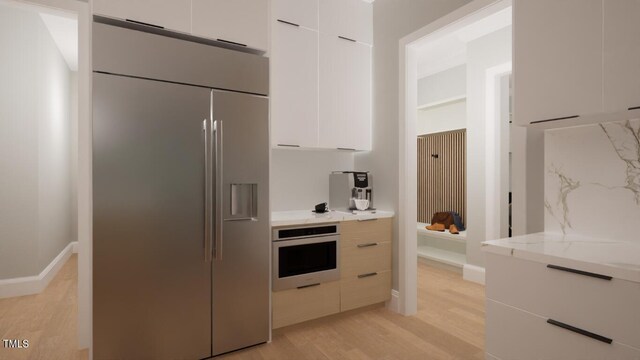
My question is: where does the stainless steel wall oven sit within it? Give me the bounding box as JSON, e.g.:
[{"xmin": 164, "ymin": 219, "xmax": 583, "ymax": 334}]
[{"xmin": 272, "ymin": 224, "xmax": 340, "ymax": 291}]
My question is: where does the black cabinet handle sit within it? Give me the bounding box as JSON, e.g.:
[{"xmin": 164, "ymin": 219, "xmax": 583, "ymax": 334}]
[
  {"xmin": 338, "ymin": 36, "xmax": 357, "ymax": 42},
  {"xmin": 357, "ymin": 242, "xmax": 378, "ymax": 248},
  {"xmin": 277, "ymin": 19, "xmax": 300, "ymax": 27},
  {"xmin": 628, "ymin": 106, "xmax": 640, "ymax": 111},
  {"xmin": 297, "ymin": 283, "xmax": 320, "ymax": 289},
  {"xmin": 546, "ymin": 264, "xmax": 612, "ymax": 281},
  {"xmin": 337, "ymin": 147, "xmax": 356, "ymax": 151},
  {"xmin": 217, "ymin": 38, "xmax": 247, "ymax": 47},
  {"xmin": 126, "ymin": 19, "xmax": 164, "ymax": 29},
  {"xmin": 547, "ymin": 319, "xmax": 613, "ymax": 344},
  {"xmin": 277, "ymin": 144, "xmax": 301, "ymax": 148},
  {"xmin": 530, "ymin": 115, "xmax": 579, "ymax": 125},
  {"xmin": 358, "ymin": 272, "xmax": 378, "ymax": 279}
]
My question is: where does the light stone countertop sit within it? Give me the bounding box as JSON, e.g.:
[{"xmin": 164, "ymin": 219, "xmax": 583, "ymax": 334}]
[
  {"xmin": 482, "ymin": 232, "xmax": 640, "ymax": 283},
  {"xmin": 271, "ymin": 209, "xmax": 394, "ymax": 228}
]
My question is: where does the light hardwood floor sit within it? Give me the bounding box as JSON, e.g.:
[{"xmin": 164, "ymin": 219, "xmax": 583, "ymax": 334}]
[
  {"xmin": 0, "ymin": 257, "xmax": 484, "ymax": 360},
  {"xmin": 0, "ymin": 255, "xmax": 88, "ymax": 360}
]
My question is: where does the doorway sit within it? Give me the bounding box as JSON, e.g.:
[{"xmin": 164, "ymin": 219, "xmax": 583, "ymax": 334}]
[
  {"xmin": 0, "ymin": 0, "xmax": 90, "ymax": 357},
  {"xmin": 397, "ymin": 0, "xmax": 514, "ymax": 315}
]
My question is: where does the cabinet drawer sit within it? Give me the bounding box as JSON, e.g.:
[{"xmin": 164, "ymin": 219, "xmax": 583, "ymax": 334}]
[
  {"xmin": 486, "ymin": 253, "xmax": 640, "ymax": 349},
  {"xmin": 272, "ymin": 281, "xmax": 340, "ymax": 329},
  {"xmin": 341, "ymin": 241, "xmax": 391, "ymax": 279},
  {"xmin": 340, "ymin": 270, "xmax": 391, "ymax": 312},
  {"xmin": 340, "ymin": 218, "xmax": 392, "ymax": 248},
  {"xmin": 487, "ymin": 300, "xmax": 640, "ymax": 360}
]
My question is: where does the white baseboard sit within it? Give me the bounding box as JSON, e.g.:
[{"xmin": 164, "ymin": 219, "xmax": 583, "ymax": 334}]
[
  {"xmin": 463, "ymin": 264, "xmax": 485, "ymax": 285},
  {"xmin": 0, "ymin": 241, "xmax": 77, "ymax": 299},
  {"xmin": 386, "ymin": 289, "xmax": 400, "ymax": 313},
  {"xmin": 72, "ymin": 241, "xmax": 79, "ymax": 254}
]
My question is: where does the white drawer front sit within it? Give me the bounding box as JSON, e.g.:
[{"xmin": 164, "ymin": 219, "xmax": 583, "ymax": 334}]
[
  {"xmin": 487, "ymin": 300, "xmax": 640, "ymax": 360},
  {"xmin": 486, "ymin": 253, "xmax": 640, "ymax": 349}
]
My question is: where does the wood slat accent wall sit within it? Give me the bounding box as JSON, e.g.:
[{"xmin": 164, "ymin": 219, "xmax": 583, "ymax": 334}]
[{"xmin": 417, "ymin": 129, "xmax": 466, "ymax": 225}]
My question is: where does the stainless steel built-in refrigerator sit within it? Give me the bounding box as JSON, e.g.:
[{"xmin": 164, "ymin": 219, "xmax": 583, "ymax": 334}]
[{"xmin": 92, "ymin": 21, "xmax": 270, "ymax": 359}]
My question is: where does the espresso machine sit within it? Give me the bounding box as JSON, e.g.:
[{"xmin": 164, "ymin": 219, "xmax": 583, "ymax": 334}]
[{"xmin": 329, "ymin": 171, "xmax": 374, "ymax": 212}]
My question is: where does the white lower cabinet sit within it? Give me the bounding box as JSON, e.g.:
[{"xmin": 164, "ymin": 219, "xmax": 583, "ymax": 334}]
[
  {"xmin": 487, "ymin": 300, "xmax": 640, "ymax": 360},
  {"xmin": 485, "ymin": 253, "xmax": 640, "ymax": 359}
]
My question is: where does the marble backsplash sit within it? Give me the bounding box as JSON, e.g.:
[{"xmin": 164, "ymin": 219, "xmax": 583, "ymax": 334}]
[{"xmin": 545, "ymin": 119, "xmax": 640, "ymax": 243}]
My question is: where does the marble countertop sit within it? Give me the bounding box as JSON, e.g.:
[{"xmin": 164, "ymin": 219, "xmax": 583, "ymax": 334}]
[
  {"xmin": 272, "ymin": 210, "xmax": 394, "ymax": 228},
  {"xmin": 482, "ymin": 232, "xmax": 640, "ymax": 283}
]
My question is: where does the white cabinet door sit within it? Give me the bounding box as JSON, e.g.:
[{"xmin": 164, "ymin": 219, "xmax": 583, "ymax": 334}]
[
  {"xmin": 272, "ymin": 0, "xmax": 318, "ymax": 30},
  {"xmin": 319, "ymin": 0, "xmax": 373, "ymax": 45},
  {"xmin": 319, "ymin": 35, "xmax": 372, "ymax": 151},
  {"xmin": 192, "ymin": 0, "xmax": 269, "ymax": 51},
  {"xmin": 271, "ymin": 22, "xmax": 319, "ymax": 148},
  {"xmin": 513, "ymin": 0, "xmax": 603, "ymax": 126},
  {"xmin": 93, "ymin": 0, "xmax": 191, "ymax": 33},
  {"xmin": 603, "ymin": 0, "xmax": 640, "ymax": 113}
]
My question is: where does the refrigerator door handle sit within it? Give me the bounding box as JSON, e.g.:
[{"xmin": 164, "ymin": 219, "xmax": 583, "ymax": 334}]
[
  {"xmin": 214, "ymin": 119, "xmax": 223, "ymax": 260},
  {"xmin": 203, "ymin": 119, "xmax": 213, "ymax": 262}
]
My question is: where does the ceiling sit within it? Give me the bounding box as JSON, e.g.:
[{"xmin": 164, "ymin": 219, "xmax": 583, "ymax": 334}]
[
  {"xmin": 416, "ymin": 7, "xmax": 512, "ymax": 79},
  {"xmin": 39, "ymin": 12, "xmax": 78, "ymax": 71}
]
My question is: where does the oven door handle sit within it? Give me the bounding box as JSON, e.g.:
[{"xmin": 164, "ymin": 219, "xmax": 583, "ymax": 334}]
[{"xmin": 297, "ymin": 283, "xmax": 321, "ymax": 289}]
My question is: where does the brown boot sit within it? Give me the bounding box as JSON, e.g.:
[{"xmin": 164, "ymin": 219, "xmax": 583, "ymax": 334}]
[
  {"xmin": 449, "ymin": 224, "xmax": 459, "ymax": 235},
  {"xmin": 426, "ymin": 223, "xmax": 445, "ymax": 232}
]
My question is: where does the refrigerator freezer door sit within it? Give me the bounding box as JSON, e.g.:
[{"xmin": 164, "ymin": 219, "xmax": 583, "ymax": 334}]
[
  {"xmin": 93, "ymin": 73, "xmax": 212, "ymax": 360},
  {"xmin": 212, "ymin": 91, "xmax": 270, "ymax": 355}
]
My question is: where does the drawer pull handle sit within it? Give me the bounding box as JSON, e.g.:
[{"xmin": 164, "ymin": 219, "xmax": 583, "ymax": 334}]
[
  {"xmin": 357, "ymin": 243, "xmax": 378, "ymax": 248},
  {"xmin": 297, "ymin": 283, "xmax": 321, "ymax": 289},
  {"xmin": 628, "ymin": 106, "xmax": 640, "ymax": 111},
  {"xmin": 277, "ymin": 19, "xmax": 300, "ymax": 27},
  {"xmin": 530, "ymin": 115, "xmax": 579, "ymax": 125},
  {"xmin": 217, "ymin": 38, "xmax": 247, "ymax": 47},
  {"xmin": 356, "ymin": 218, "xmax": 378, "ymax": 222},
  {"xmin": 546, "ymin": 319, "xmax": 613, "ymax": 344},
  {"xmin": 126, "ymin": 19, "xmax": 165, "ymax": 29},
  {"xmin": 358, "ymin": 272, "xmax": 378, "ymax": 279},
  {"xmin": 277, "ymin": 144, "xmax": 301, "ymax": 148},
  {"xmin": 338, "ymin": 36, "xmax": 357, "ymax": 42},
  {"xmin": 337, "ymin": 147, "xmax": 356, "ymax": 151},
  {"xmin": 546, "ymin": 264, "xmax": 612, "ymax": 281}
]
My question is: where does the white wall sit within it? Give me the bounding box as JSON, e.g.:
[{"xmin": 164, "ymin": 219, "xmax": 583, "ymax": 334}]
[
  {"xmin": 0, "ymin": 4, "xmax": 74, "ymax": 279},
  {"xmin": 417, "ymin": 100, "xmax": 466, "ymax": 135},
  {"xmin": 465, "ymin": 25, "xmax": 511, "ymax": 268},
  {"xmin": 417, "ymin": 64, "xmax": 466, "ymax": 105},
  {"xmin": 271, "ymin": 150, "xmax": 354, "ymax": 211},
  {"xmin": 355, "ymin": 0, "xmax": 471, "ymax": 290}
]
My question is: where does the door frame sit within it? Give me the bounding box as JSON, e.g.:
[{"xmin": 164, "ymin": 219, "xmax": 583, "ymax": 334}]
[
  {"xmin": 4, "ymin": 0, "xmax": 93, "ymax": 353},
  {"xmin": 397, "ymin": 0, "xmax": 510, "ymax": 315}
]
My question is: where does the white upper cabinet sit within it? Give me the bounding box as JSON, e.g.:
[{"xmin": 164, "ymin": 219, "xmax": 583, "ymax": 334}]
[
  {"xmin": 272, "ymin": 0, "xmax": 318, "ymax": 30},
  {"xmin": 93, "ymin": 0, "xmax": 191, "ymax": 33},
  {"xmin": 513, "ymin": 0, "xmax": 603, "ymax": 126},
  {"xmin": 271, "ymin": 21, "xmax": 319, "ymax": 148},
  {"xmin": 603, "ymin": 0, "xmax": 640, "ymax": 113},
  {"xmin": 319, "ymin": 35, "xmax": 372, "ymax": 150},
  {"xmin": 191, "ymin": 0, "xmax": 269, "ymax": 51},
  {"xmin": 320, "ymin": 0, "xmax": 373, "ymax": 45}
]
